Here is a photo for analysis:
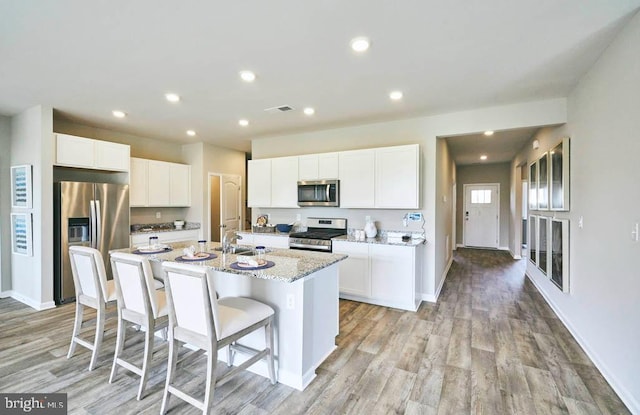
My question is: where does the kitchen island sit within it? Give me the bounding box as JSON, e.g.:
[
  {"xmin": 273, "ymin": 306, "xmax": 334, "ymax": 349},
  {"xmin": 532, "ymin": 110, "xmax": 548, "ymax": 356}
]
[{"xmin": 120, "ymin": 242, "xmax": 347, "ymax": 390}]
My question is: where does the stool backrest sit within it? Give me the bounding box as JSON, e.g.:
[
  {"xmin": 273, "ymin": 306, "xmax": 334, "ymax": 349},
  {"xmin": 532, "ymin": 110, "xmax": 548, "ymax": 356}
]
[
  {"xmin": 162, "ymin": 263, "xmax": 220, "ymax": 341},
  {"xmin": 69, "ymin": 246, "xmax": 108, "ymax": 302},
  {"xmin": 110, "ymin": 252, "xmax": 159, "ymax": 317}
]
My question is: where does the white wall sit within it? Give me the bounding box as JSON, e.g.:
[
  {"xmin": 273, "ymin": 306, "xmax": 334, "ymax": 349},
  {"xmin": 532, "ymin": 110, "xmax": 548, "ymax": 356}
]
[
  {"xmin": 9, "ymin": 106, "xmax": 55, "ymax": 309},
  {"xmin": 0, "ymin": 115, "xmax": 11, "ymax": 294},
  {"xmin": 251, "ymin": 98, "xmax": 567, "ymax": 301},
  {"xmin": 434, "ymin": 138, "xmax": 456, "ymax": 297},
  {"xmin": 456, "ymin": 162, "xmax": 511, "ymax": 248},
  {"xmin": 511, "ymin": 12, "xmax": 640, "ymax": 412}
]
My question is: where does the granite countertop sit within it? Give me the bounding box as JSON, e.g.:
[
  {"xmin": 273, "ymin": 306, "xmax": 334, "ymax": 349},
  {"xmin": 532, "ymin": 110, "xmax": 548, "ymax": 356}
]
[
  {"xmin": 116, "ymin": 241, "xmax": 346, "ymax": 283},
  {"xmin": 332, "ymin": 234, "xmax": 426, "ymax": 247},
  {"xmin": 237, "ymin": 229, "xmax": 291, "ymax": 236},
  {"xmin": 131, "ymin": 222, "xmax": 200, "ymax": 234}
]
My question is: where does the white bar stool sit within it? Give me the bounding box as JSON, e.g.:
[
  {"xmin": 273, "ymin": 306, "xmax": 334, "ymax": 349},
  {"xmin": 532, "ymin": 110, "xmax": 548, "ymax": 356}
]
[
  {"xmin": 109, "ymin": 252, "xmax": 169, "ymax": 400},
  {"xmin": 67, "ymin": 246, "xmax": 117, "ymax": 371},
  {"xmin": 160, "ymin": 262, "xmax": 276, "ymax": 415}
]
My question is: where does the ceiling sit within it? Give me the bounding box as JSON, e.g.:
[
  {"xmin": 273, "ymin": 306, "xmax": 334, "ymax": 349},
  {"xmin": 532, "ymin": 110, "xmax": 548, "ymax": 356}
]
[
  {"xmin": 1, "ymin": 1, "xmax": 639, "ymax": 153},
  {"xmin": 444, "ymin": 127, "xmax": 540, "ymax": 166}
]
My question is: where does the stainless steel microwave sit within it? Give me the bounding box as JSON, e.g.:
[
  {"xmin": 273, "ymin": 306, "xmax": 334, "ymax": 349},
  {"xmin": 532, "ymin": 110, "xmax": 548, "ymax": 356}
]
[{"xmin": 297, "ymin": 180, "xmax": 339, "ymax": 207}]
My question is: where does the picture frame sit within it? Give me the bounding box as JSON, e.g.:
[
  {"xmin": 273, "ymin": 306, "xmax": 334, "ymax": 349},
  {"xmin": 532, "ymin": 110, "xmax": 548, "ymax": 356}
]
[
  {"xmin": 537, "ymin": 152, "xmax": 549, "ymax": 210},
  {"xmin": 528, "ymin": 215, "xmax": 537, "ymax": 265},
  {"xmin": 550, "ymin": 138, "xmax": 570, "ymax": 211},
  {"xmin": 11, "ymin": 213, "xmax": 33, "ymax": 256},
  {"xmin": 550, "ymin": 218, "xmax": 570, "ymax": 292},
  {"xmin": 11, "ymin": 164, "xmax": 32, "ymax": 209},
  {"xmin": 538, "ymin": 216, "xmax": 548, "ymax": 275},
  {"xmin": 528, "ymin": 161, "xmax": 537, "ymax": 210}
]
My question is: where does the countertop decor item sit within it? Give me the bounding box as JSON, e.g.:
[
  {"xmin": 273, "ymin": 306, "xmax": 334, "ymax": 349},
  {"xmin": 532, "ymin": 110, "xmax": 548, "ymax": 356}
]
[
  {"xmin": 275, "ymin": 224, "xmax": 293, "ymax": 233},
  {"xmin": 174, "ymin": 220, "xmax": 185, "ymax": 229},
  {"xmin": 364, "ymin": 217, "xmax": 377, "ymax": 238}
]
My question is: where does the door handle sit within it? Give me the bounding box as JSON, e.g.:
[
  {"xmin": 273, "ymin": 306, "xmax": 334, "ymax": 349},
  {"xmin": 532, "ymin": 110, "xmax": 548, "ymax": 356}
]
[
  {"xmin": 95, "ymin": 200, "xmax": 102, "ymax": 250},
  {"xmin": 89, "ymin": 200, "xmax": 97, "ymax": 248}
]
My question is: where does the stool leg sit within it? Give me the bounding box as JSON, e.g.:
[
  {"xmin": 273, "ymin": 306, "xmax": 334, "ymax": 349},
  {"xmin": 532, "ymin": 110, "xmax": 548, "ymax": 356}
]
[
  {"xmin": 109, "ymin": 311, "xmax": 126, "ymax": 383},
  {"xmin": 89, "ymin": 302, "xmax": 105, "ymax": 371},
  {"xmin": 137, "ymin": 321, "xmax": 155, "ymax": 400},
  {"xmin": 202, "ymin": 347, "xmax": 218, "ymax": 415},
  {"xmin": 160, "ymin": 333, "xmax": 177, "ymax": 415},
  {"xmin": 226, "ymin": 343, "xmax": 234, "ymax": 367},
  {"xmin": 266, "ymin": 318, "xmax": 276, "ymax": 384},
  {"xmin": 67, "ymin": 301, "xmax": 84, "ymax": 359}
]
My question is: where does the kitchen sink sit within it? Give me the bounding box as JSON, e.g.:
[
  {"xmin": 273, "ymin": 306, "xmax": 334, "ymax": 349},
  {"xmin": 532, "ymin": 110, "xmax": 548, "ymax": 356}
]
[{"xmin": 213, "ymin": 246, "xmax": 255, "ymax": 255}]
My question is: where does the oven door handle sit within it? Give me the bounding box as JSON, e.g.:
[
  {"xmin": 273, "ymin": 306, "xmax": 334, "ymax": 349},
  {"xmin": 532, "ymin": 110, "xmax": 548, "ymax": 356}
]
[{"xmin": 289, "ymin": 242, "xmax": 332, "ymax": 251}]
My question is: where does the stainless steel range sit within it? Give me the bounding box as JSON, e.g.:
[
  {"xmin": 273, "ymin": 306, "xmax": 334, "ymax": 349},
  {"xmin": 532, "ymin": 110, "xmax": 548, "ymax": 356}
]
[{"xmin": 289, "ymin": 218, "xmax": 347, "ymax": 252}]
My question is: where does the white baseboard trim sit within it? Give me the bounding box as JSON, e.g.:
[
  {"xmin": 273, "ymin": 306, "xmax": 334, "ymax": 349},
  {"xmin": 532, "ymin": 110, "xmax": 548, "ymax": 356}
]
[
  {"xmin": 498, "ymin": 246, "xmax": 510, "ymax": 251},
  {"xmin": 421, "ymin": 256, "xmax": 453, "ymax": 304},
  {"xmin": 456, "ymin": 243, "xmax": 464, "ymax": 248},
  {"xmin": 0, "ymin": 290, "xmax": 13, "ymax": 298},
  {"xmin": 9, "ymin": 292, "xmax": 56, "ymax": 311},
  {"xmin": 509, "ymin": 249, "xmax": 522, "ymax": 260},
  {"xmin": 526, "ymin": 273, "xmax": 639, "ymax": 414}
]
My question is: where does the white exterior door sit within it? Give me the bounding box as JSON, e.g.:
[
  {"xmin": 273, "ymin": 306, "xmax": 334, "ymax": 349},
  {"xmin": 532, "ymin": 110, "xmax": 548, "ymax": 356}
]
[
  {"xmin": 221, "ymin": 174, "xmax": 242, "ymax": 234},
  {"xmin": 464, "ymin": 184, "xmax": 499, "ymax": 248}
]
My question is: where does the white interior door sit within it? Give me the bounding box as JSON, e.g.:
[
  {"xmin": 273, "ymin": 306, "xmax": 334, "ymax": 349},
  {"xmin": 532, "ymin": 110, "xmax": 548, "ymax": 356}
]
[
  {"xmin": 464, "ymin": 184, "xmax": 499, "ymax": 248},
  {"xmin": 220, "ymin": 174, "xmax": 242, "ymax": 235}
]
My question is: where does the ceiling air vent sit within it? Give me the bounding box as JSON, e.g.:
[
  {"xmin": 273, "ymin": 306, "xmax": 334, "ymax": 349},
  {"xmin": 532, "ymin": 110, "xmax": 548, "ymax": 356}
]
[{"xmin": 264, "ymin": 105, "xmax": 294, "ymax": 113}]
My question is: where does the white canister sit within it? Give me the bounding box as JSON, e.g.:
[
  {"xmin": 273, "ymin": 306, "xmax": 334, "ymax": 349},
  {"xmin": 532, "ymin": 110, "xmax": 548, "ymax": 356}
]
[{"xmin": 364, "ymin": 219, "xmax": 377, "ymax": 238}]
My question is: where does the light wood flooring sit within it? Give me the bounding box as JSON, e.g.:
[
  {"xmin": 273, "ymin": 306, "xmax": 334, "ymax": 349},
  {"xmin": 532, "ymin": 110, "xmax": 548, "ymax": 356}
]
[{"xmin": 0, "ymin": 248, "xmax": 630, "ymax": 414}]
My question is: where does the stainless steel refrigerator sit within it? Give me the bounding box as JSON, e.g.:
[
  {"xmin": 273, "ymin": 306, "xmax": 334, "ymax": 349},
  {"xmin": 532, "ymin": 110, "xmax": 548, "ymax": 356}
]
[{"xmin": 54, "ymin": 181, "xmax": 129, "ymax": 304}]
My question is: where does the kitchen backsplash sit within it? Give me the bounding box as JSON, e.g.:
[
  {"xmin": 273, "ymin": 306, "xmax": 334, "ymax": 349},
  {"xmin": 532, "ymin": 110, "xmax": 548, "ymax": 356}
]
[{"xmin": 130, "ymin": 207, "xmax": 190, "ymax": 225}]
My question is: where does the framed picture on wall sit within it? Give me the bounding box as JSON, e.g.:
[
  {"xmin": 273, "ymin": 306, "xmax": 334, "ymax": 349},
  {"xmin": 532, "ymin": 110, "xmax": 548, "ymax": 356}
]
[
  {"xmin": 528, "ymin": 215, "xmax": 537, "ymax": 265},
  {"xmin": 550, "ymin": 138, "xmax": 570, "ymax": 211},
  {"xmin": 11, "ymin": 213, "xmax": 33, "ymax": 256},
  {"xmin": 528, "ymin": 161, "xmax": 538, "ymax": 210},
  {"xmin": 11, "ymin": 165, "xmax": 32, "ymax": 209},
  {"xmin": 538, "ymin": 216, "xmax": 548, "ymax": 275},
  {"xmin": 537, "ymin": 153, "xmax": 549, "ymax": 210},
  {"xmin": 550, "ymin": 218, "xmax": 570, "ymax": 292}
]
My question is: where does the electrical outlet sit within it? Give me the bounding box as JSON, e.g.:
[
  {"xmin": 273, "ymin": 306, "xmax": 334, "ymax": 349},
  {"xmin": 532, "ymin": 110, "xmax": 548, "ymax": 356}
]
[
  {"xmin": 286, "ymin": 294, "xmax": 295, "ymax": 309},
  {"xmin": 408, "ymin": 212, "xmax": 422, "ymax": 221},
  {"xmin": 155, "ymin": 211, "xmax": 162, "ymax": 219}
]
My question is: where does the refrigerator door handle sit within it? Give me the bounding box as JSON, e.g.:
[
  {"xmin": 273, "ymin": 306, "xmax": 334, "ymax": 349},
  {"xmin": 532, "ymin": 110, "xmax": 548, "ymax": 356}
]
[
  {"xmin": 95, "ymin": 199, "xmax": 102, "ymax": 250},
  {"xmin": 90, "ymin": 200, "xmax": 97, "ymax": 249}
]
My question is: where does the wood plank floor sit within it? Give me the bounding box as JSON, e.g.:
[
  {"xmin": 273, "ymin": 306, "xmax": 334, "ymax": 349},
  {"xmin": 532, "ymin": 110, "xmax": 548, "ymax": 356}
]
[{"xmin": 0, "ymin": 248, "xmax": 630, "ymax": 414}]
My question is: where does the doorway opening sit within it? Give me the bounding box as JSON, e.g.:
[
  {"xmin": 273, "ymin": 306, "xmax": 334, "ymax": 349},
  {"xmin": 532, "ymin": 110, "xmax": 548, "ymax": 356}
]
[{"xmin": 208, "ymin": 173, "xmax": 242, "ymax": 242}]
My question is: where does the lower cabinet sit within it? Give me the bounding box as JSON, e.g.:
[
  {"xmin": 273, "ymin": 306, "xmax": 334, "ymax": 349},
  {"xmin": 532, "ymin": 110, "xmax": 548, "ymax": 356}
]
[
  {"xmin": 236, "ymin": 232, "xmax": 290, "ymax": 249},
  {"xmin": 130, "ymin": 229, "xmax": 200, "ymax": 247},
  {"xmin": 333, "ymin": 240, "xmax": 422, "ymax": 311}
]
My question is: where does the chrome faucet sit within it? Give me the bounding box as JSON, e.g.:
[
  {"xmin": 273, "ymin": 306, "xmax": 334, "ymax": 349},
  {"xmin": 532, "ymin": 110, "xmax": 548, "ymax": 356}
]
[{"xmin": 222, "ymin": 230, "xmax": 242, "ymax": 253}]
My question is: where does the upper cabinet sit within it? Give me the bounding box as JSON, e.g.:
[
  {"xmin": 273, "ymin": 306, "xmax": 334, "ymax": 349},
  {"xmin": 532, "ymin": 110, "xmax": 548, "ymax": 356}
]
[
  {"xmin": 299, "ymin": 152, "xmax": 339, "ymax": 180},
  {"xmin": 55, "ymin": 133, "xmax": 130, "ymax": 172},
  {"xmin": 375, "ymin": 144, "xmax": 419, "ymax": 209},
  {"xmin": 248, "ymin": 144, "xmax": 420, "ymax": 209},
  {"xmin": 339, "ymin": 149, "xmax": 375, "ymax": 208},
  {"xmin": 130, "ymin": 157, "xmax": 191, "ymax": 207},
  {"xmin": 271, "ymin": 156, "xmax": 299, "ymax": 208}
]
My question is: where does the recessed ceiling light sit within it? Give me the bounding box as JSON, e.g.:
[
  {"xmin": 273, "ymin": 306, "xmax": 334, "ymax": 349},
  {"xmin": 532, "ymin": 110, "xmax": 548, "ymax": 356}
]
[
  {"xmin": 238, "ymin": 119, "xmax": 249, "ymax": 127},
  {"xmin": 389, "ymin": 91, "xmax": 403, "ymax": 101},
  {"xmin": 239, "ymin": 71, "xmax": 256, "ymax": 82},
  {"xmin": 480, "ymin": 155, "xmax": 488, "ymax": 161},
  {"xmin": 350, "ymin": 37, "xmax": 370, "ymax": 52},
  {"xmin": 165, "ymin": 93, "xmax": 180, "ymax": 103},
  {"xmin": 112, "ymin": 110, "xmax": 126, "ymax": 118},
  {"xmin": 186, "ymin": 130, "xmax": 196, "ymax": 136},
  {"xmin": 303, "ymin": 107, "xmax": 315, "ymax": 116},
  {"xmin": 484, "ymin": 130, "xmax": 494, "ymax": 136}
]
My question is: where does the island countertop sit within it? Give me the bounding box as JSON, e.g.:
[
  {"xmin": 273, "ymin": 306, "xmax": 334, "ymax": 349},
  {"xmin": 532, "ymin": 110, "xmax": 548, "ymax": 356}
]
[{"xmin": 118, "ymin": 241, "xmax": 347, "ymax": 283}]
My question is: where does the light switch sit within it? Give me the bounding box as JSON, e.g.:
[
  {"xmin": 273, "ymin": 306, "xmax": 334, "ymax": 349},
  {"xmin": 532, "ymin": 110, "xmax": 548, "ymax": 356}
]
[
  {"xmin": 156, "ymin": 211, "xmax": 162, "ymax": 219},
  {"xmin": 632, "ymin": 223, "xmax": 639, "ymax": 242},
  {"xmin": 578, "ymin": 216, "xmax": 583, "ymax": 229}
]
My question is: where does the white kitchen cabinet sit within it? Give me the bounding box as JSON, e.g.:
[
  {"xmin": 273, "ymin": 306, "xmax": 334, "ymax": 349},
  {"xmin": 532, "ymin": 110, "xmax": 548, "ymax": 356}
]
[
  {"xmin": 130, "ymin": 158, "xmax": 191, "ymax": 207},
  {"xmin": 169, "ymin": 163, "xmax": 191, "ymax": 207},
  {"xmin": 129, "ymin": 158, "xmax": 148, "ymax": 206},
  {"xmin": 375, "ymin": 144, "xmax": 419, "ymax": 208},
  {"xmin": 236, "ymin": 232, "xmax": 289, "ymax": 249},
  {"xmin": 248, "ymin": 159, "xmax": 272, "ymax": 207},
  {"xmin": 271, "ymin": 156, "xmax": 299, "ymax": 208},
  {"xmin": 339, "ymin": 149, "xmax": 375, "ymax": 208},
  {"xmin": 148, "ymin": 160, "xmax": 171, "ymax": 206},
  {"xmin": 55, "ymin": 133, "xmax": 130, "ymax": 172},
  {"xmin": 370, "ymin": 244, "xmax": 416, "ymax": 308},
  {"xmin": 131, "ymin": 229, "xmax": 200, "ymax": 247},
  {"xmin": 333, "ymin": 240, "xmax": 370, "ymax": 297},
  {"xmin": 334, "ymin": 240, "xmax": 422, "ymax": 311},
  {"xmin": 299, "ymin": 153, "xmax": 339, "ymax": 180}
]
